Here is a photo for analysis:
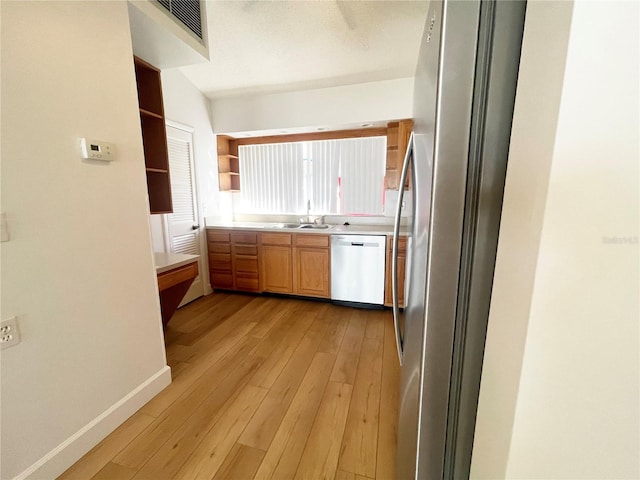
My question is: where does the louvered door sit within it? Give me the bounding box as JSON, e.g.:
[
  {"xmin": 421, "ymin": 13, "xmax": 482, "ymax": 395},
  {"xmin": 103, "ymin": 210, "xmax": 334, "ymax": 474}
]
[{"xmin": 166, "ymin": 123, "xmax": 204, "ymax": 305}]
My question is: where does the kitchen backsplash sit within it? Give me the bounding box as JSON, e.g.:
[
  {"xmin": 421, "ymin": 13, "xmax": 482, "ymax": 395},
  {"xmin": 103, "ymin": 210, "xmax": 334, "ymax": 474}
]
[
  {"xmin": 205, "ymin": 212, "xmax": 410, "ymax": 228},
  {"xmin": 210, "ymin": 188, "xmax": 413, "ymax": 226}
]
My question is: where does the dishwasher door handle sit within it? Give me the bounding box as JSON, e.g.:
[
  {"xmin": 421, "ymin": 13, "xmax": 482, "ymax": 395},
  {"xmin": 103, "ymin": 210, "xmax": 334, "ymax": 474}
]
[{"xmin": 333, "ymin": 240, "xmax": 380, "ymax": 248}]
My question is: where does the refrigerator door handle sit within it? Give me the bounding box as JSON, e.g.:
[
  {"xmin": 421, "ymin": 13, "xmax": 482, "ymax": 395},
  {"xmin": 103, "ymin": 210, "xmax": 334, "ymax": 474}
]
[{"xmin": 392, "ymin": 132, "xmax": 413, "ymax": 365}]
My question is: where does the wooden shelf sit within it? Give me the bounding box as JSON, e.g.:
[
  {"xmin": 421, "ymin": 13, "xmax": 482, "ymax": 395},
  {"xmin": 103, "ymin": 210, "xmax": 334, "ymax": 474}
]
[
  {"xmin": 134, "ymin": 56, "xmax": 172, "ymax": 214},
  {"xmin": 134, "ymin": 57, "xmax": 164, "ymax": 114},
  {"xmin": 217, "ymin": 135, "xmax": 240, "ymax": 192},
  {"xmin": 146, "ymin": 170, "xmax": 173, "ymax": 213},
  {"xmin": 385, "ymin": 119, "xmax": 413, "ymax": 190},
  {"xmin": 218, "ymin": 155, "xmax": 239, "ymax": 174},
  {"xmin": 215, "ymin": 126, "xmax": 395, "ymax": 194},
  {"xmin": 218, "ymin": 171, "xmax": 240, "ymax": 192},
  {"xmin": 140, "ymin": 108, "xmax": 164, "ymax": 119}
]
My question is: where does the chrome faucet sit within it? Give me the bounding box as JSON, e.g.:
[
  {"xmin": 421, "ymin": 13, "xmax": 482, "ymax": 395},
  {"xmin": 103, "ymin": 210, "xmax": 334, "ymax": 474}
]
[{"xmin": 306, "ymin": 200, "xmax": 311, "ymax": 224}]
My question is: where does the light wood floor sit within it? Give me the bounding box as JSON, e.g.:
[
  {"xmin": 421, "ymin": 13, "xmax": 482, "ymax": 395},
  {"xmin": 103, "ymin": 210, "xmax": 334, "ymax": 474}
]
[{"xmin": 58, "ymin": 293, "xmax": 400, "ymax": 480}]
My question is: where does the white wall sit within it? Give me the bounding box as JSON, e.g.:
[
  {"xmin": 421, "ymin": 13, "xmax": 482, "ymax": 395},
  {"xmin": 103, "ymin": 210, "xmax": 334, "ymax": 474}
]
[
  {"xmin": 148, "ymin": 68, "xmax": 219, "ymax": 293},
  {"xmin": 127, "ymin": 0, "xmax": 209, "ymax": 69},
  {"xmin": 161, "ymin": 69, "xmax": 220, "ymax": 223},
  {"xmin": 1, "ymin": 2, "xmax": 170, "ymax": 479},
  {"xmin": 210, "ymin": 77, "xmax": 414, "ymax": 134},
  {"xmin": 472, "ymin": 1, "xmax": 639, "ymax": 478},
  {"xmin": 207, "ymin": 78, "xmax": 414, "ymax": 223},
  {"xmin": 470, "ymin": 1, "xmax": 574, "ymax": 476}
]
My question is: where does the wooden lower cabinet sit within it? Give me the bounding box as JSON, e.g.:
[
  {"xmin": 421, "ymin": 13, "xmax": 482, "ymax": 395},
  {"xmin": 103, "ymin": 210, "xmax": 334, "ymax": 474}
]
[
  {"xmin": 205, "ymin": 229, "xmax": 333, "ymax": 301},
  {"xmin": 260, "ymin": 233, "xmax": 293, "ymax": 293},
  {"xmin": 292, "ymin": 234, "xmax": 330, "ymax": 298},
  {"xmin": 207, "ymin": 230, "xmax": 233, "ymax": 290},
  {"xmin": 260, "ymin": 233, "xmax": 330, "ymax": 299},
  {"xmin": 293, "ymin": 247, "xmax": 330, "ymax": 298},
  {"xmin": 231, "ymin": 232, "xmax": 259, "ymax": 292},
  {"xmin": 261, "ymin": 245, "xmax": 293, "ymax": 293},
  {"xmin": 207, "ymin": 229, "xmax": 259, "ymax": 292},
  {"xmin": 384, "ymin": 235, "xmax": 407, "ymax": 308}
]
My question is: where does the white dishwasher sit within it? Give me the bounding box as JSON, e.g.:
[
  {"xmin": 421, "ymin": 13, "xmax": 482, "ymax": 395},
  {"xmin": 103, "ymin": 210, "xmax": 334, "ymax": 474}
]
[{"xmin": 331, "ymin": 234, "xmax": 386, "ymax": 307}]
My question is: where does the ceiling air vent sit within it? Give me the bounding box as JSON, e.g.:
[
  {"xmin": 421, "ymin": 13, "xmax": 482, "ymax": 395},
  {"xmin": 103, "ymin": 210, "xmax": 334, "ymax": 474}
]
[{"xmin": 156, "ymin": 0, "xmax": 203, "ymax": 40}]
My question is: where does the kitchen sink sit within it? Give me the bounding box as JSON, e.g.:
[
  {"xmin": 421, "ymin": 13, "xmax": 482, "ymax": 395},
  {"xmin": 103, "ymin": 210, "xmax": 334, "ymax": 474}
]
[
  {"xmin": 270, "ymin": 223, "xmax": 332, "ymax": 230},
  {"xmin": 298, "ymin": 224, "xmax": 331, "ymax": 229},
  {"xmin": 272, "ymin": 223, "xmax": 300, "ymax": 229}
]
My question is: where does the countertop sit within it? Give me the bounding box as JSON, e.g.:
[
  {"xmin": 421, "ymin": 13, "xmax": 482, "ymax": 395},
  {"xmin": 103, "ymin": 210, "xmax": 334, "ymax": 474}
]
[
  {"xmin": 205, "ymin": 222, "xmax": 409, "ymax": 236},
  {"xmin": 154, "ymin": 252, "xmax": 200, "ymax": 274}
]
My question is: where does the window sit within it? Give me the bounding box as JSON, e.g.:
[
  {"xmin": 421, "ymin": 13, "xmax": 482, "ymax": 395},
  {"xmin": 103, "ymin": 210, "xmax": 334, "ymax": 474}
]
[{"xmin": 238, "ymin": 136, "xmax": 386, "ymax": 215}]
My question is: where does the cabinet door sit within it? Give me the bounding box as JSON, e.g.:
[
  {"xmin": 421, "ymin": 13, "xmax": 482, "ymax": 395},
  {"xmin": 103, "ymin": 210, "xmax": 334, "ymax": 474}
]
[
  {"xmin": 261, "ymin": 245, "xmax": 293, "ymax": 293},
  {"xmin": 294, "ymin": 248, "xmax": 330, "ymax": 298},
  {"xmin": 384, "ymin": 247, "xmax": 393, "ymax": 306},
  {"xmin": 397, "ymin": 254, "xmax": 406, "ymax": 308},
  {"xmin": 384, "ymin": 254, "xmax": 406, "ymax": 307},
  {"xmin": 384, "ymin": 236, "xmax": 407, "ymax": 307}
]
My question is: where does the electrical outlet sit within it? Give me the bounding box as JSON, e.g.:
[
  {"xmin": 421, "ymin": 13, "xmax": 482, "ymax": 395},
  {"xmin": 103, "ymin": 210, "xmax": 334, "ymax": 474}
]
[{"xmin": 1, "ymin": 317, "xmax": 20, "ymax": 349}]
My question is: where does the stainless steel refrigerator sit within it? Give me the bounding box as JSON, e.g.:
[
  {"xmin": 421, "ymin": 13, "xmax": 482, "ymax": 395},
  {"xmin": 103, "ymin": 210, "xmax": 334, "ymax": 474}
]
[{"xmin": 391, "ymin": 1, "xmax": 527, "ymax": 478}]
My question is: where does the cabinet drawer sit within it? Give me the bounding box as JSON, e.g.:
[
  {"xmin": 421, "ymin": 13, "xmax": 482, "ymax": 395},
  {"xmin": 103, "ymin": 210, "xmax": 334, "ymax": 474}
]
[
  {"xmin": 158, "ymin": 261, "xmax": 198, "ymax": 291},
  {"xmin": 233, "ymin": 244, "xmax": 258, "ymax": 256},
  {"xmin": 294, "ymin": 234, "xmax": 329, "ymax": 248},
  {"xmin": 231, "ymin": 232, "xmax": 257, "ymax": 244},
  {"xmin": 235, "ymin": 255, "xmax": 259, "ymax": 273},
  {"xmin": 208, "ymin": 242, "xmax": 231, "ymax": 254},
  {"xmin": 235, "ymin": 273, "xmax": 259, "ymax": 291},
  {"xmin": 261, "ymin": 233, "xmax": 292, "ymax": 246},
  {"xmin": 210, "ymin": 271, "xmax": 233, "ymax": 289},
  {"xmin": 209, "ymin": 253, "xmax": 232, "ymax": 271},
  {"xmin": 207, "ymin": 230, "xmax": 230, "ymax": 243}
]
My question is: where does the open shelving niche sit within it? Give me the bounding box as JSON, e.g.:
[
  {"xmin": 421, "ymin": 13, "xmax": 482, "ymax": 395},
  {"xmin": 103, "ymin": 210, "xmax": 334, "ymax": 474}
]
[
  {"xmin": 134, "ymin": 56, "xmax": 173, "ymax": 214},
  {"xmin": 217, "ymin": 135, "xmax": 240, "ymax": 192},
  {"xmin": 215, "ymin": 122, "xmax": 413, "ymax": 194}
]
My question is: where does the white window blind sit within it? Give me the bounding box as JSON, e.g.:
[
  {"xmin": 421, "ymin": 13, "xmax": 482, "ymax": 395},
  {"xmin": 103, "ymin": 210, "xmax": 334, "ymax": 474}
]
[
  {"xmin": 308, "ymin": 140, "xmax": 340, "ymax": 214},
  {"xmin": 338, "ymin": 137, "xmax": 386, "ymax": 215},
  {"xmin": 239, "ymin": 143, "xmax": 305, "ymax": 213},
  {"xmin": 238, "ymin": 136, "xmax": 386, "ymax": 215}
]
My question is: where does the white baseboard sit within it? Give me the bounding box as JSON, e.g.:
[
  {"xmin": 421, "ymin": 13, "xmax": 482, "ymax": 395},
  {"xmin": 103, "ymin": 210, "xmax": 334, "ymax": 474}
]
[{"xmin": 13, "ymin": 366, "xmax": 172, "ymax": 480}]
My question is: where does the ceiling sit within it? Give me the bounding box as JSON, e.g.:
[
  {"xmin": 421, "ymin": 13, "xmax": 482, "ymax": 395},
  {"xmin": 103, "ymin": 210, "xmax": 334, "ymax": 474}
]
[{"xmin": 179, "ymin": 0, "xmax": 430, "ymax": 99}]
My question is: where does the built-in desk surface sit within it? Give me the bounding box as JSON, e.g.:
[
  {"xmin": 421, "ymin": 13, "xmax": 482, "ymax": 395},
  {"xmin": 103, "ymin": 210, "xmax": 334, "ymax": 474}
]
[
  {"xmin": 154, "ymin": 252, "xmax": 199, "ymax": 274},
  {"xmin": 154, "ymin": 252, "xmax": 199, "ymax": 326}
]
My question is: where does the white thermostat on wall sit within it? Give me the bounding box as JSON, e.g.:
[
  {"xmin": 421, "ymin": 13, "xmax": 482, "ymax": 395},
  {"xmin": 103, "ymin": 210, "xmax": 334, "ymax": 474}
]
[{"xmin": 80, "ymin": 138, "xmax": 115, "ymax": 161}]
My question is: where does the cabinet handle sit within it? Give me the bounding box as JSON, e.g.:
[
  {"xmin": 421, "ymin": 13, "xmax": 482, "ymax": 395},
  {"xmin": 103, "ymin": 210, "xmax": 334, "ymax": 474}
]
[{"xmin": 192, "ymin": 224, "xmax": 200, "ymax": 230}]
